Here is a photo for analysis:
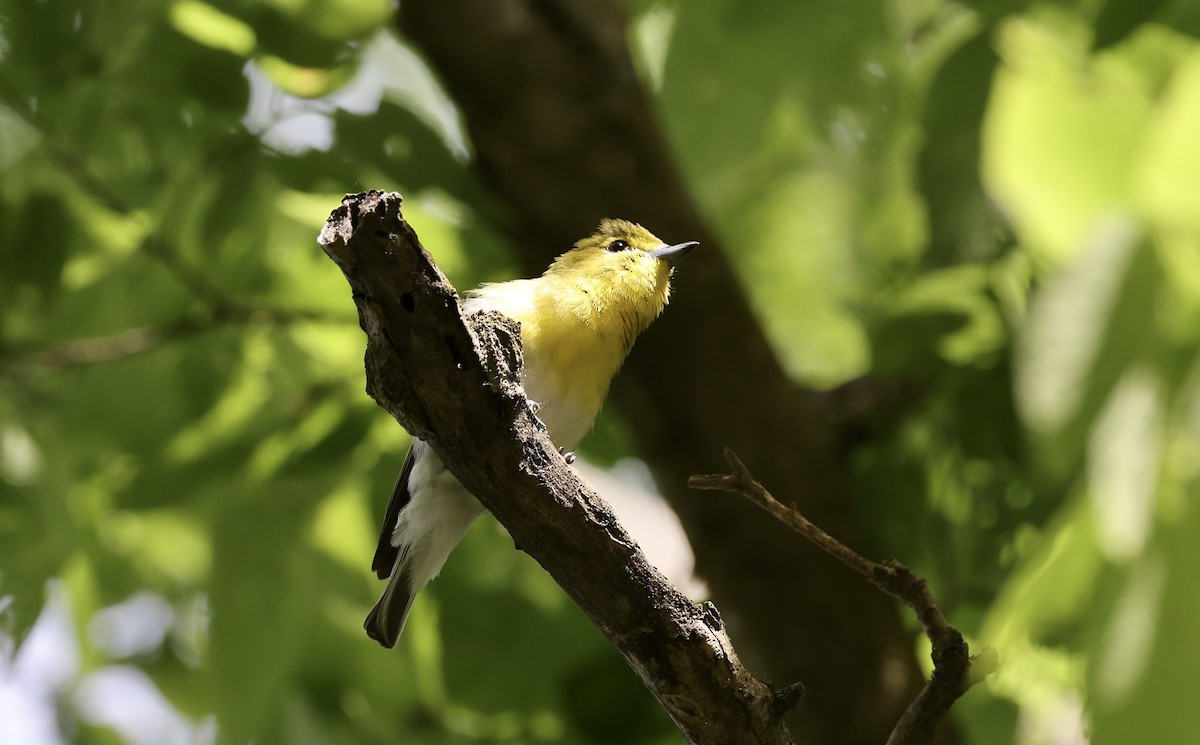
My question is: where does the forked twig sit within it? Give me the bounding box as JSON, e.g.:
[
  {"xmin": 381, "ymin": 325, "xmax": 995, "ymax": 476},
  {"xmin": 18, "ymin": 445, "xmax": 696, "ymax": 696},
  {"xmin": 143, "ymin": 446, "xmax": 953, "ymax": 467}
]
[{"xmin": 690, "ymin": 448, "xmax": 993, "ymax": 745}]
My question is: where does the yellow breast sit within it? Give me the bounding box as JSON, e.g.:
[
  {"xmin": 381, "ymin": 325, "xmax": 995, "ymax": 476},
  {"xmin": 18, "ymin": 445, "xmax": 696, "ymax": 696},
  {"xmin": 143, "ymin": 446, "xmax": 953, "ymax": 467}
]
[{"xmin": 465, "ymin": 277, "xmax": 647, "ymax": 449}]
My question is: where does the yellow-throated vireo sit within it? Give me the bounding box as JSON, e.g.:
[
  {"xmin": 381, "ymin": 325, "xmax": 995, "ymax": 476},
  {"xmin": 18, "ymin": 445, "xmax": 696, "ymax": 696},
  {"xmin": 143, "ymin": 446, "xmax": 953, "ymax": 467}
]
[{"xmin": 365, "ymin": 218, "xmax": 698, "ymax": 647}]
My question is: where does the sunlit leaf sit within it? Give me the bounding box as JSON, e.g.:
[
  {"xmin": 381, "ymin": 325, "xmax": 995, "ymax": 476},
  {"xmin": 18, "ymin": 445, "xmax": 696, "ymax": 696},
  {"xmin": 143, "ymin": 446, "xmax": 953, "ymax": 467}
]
[
  {"xmin": 170, "ymin": 0, "xmax": 257, "ymax": 56},
  {"xmin": 983, "ymin": 17, "xmax": 1150, "ymax": 264},
  {"xmin": 1133, "ymin": 49, "xmax": 1200, "ymax": 234}
]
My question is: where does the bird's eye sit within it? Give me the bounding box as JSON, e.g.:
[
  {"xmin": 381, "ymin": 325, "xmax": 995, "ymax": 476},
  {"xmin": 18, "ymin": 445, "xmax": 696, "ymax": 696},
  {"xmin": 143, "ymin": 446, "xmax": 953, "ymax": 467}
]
[{"xmin": 606, "ymin": 239, "xmax": 629, "ymax": 253}]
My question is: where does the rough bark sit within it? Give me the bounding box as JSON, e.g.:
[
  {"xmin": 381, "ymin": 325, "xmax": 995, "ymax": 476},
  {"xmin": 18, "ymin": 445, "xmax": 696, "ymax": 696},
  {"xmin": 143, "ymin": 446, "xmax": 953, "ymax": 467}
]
[
  {"xmin": 396, "ymin": 2, "xmax": 948, "ymax": 743},
  {"xmin": 319, "ymin": 191, "xmax": 795, "ymax": 745}
]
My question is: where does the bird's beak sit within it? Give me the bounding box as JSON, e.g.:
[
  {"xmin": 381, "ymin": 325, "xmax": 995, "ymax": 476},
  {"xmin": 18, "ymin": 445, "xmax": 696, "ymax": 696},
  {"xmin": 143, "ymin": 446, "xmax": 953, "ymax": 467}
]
[{"xmin": 649, "ymin": 241, "xmax": 700, "ymax": 266}]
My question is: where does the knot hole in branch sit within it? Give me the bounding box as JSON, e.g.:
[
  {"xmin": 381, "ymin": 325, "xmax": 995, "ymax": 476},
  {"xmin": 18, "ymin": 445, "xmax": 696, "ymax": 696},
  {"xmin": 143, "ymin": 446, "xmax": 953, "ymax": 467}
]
[{"xmin": 444, "ymin": 336, "xmax": 468, "ymax": 371}]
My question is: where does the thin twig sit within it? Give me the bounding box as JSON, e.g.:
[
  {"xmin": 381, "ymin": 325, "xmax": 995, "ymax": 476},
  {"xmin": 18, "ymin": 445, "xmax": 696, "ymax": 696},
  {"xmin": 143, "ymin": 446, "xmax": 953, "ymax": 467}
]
[
  {"xmin": 1, "ymin": 306, "xmax": 345, "ymax": 372},
  {"xmin": 690, "ymin": 447, "xmax": 986, "ymax": 745}
]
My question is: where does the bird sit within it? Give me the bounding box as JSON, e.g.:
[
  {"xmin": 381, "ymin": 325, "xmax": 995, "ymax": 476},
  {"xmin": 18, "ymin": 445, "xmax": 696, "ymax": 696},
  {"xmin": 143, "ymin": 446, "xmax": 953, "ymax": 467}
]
[{"xmin": 364, "ymin": 218, "xmax": 698, "ymax": 648}]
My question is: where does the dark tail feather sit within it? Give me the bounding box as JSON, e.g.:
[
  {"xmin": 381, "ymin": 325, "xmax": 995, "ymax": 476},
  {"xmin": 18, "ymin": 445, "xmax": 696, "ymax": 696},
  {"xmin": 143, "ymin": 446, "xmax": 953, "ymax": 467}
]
[{"xmin": 365, "ymin": 559, "xmax": 415, "ymax": 648}]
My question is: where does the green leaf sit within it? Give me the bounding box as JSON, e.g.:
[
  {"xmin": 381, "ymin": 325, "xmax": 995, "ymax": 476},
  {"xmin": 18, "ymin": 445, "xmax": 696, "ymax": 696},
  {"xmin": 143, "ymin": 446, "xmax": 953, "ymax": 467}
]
[
  {"xmin": 1088, "ymin": 505, "xmax": 1200, "ymax": 744},
  {"xmin": 660, "ymin": 0, "xmax": 891, "ymax": 205},
  {"xmin": 1133, "ymin": 49, "xmax": 1200, "ymax": 235},
  {"xmin": 983, "ymin": 18, "xmax": 1150, "ymax": 264},
  {"xmin": 917, "ymin": 31, "xmax": 1007, "ymax": 265},
  {"xmin": 871, "ymin": 265, "xmax": 1006, "ymax": 373}
]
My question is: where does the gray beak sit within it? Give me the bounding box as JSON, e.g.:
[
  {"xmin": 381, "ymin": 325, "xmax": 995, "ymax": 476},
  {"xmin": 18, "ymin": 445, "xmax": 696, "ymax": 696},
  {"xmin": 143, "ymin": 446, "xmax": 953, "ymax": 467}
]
[{"xmin": 648, "ymin": 241, "xmax": 700, "ymax": 266}]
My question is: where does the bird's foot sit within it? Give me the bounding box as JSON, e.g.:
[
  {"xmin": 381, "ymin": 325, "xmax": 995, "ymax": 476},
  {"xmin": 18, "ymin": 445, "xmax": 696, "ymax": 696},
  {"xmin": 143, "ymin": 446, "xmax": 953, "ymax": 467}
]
[{"xmin": 558, "ymin": 446, "xmax": 576, "ymax": 465}]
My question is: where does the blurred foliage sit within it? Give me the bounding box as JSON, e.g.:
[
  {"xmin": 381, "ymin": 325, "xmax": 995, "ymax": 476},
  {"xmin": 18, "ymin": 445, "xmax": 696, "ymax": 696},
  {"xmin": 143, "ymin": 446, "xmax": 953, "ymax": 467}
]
[{"xmin": 1, "ymin": 0, "xmax": 1198, "ymax": 744}]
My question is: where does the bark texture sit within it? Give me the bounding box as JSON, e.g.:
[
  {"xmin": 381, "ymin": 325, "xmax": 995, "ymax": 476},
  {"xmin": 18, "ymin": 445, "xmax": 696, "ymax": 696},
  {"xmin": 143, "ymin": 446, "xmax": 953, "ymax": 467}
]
[
  {"xmin": 397, "ymin": 2, "xmax": 948, "ymax": 743},
  {"xmin": 319, "ymin": 191, "xmax": 795, "ymax": 745}
]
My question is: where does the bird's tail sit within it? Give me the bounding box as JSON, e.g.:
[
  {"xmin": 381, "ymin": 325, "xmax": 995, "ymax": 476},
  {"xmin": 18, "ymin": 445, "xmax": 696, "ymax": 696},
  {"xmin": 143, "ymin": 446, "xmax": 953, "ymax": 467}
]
[{"xmin": 364, "ymin": 556, "xmax": 416, "ymax": 648}]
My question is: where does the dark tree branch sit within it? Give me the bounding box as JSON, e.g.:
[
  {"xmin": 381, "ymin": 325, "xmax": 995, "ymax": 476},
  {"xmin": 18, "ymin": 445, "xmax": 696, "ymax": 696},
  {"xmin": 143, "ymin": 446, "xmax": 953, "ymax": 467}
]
[
  {"xmin": 396, "ymin": 5, "xmax": 942, "ymax": 741},
  {"xmin": 691, "ymin": 449, "xmax": 992, "ymax": 745},
  {"xmin": 318, "ymin": 190, "xmax": 794, "ymax": 745}
]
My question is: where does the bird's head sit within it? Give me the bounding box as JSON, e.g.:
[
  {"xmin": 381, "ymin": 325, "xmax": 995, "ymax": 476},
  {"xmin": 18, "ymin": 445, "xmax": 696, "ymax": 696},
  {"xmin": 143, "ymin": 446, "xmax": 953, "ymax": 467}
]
[{"xmin": 544, "ymin": 219, "xmax": 698, "ymax": 326}]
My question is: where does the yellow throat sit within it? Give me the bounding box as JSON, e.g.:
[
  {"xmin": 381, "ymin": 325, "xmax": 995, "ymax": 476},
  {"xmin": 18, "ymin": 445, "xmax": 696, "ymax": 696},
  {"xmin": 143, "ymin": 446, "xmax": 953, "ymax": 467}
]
[{"xmin": 465, "ymin": 219, "xmax": 693, "ymax": 448}]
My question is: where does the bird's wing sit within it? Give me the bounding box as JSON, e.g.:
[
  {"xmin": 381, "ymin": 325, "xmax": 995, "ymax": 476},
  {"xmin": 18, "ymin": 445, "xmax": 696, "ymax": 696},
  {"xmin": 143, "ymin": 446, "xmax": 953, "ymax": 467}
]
[{"xmin": 371, "ymin": 445, "xmax": 416, "ymax": 579}]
